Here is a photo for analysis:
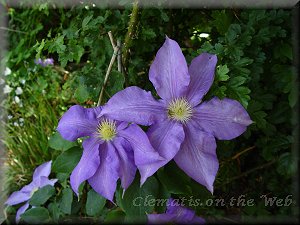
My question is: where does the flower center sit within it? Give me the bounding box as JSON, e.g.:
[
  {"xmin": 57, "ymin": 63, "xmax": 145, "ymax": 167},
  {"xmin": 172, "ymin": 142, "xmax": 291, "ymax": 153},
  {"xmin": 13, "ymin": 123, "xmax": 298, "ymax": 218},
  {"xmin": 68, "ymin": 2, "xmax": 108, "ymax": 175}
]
[
  {"xmin": 97, "ymin": 119, "xmax": 117, "ymax": 141},
  {"xmin": 167, "ymin": 98, "xmax": 192, "ymax": 123}
]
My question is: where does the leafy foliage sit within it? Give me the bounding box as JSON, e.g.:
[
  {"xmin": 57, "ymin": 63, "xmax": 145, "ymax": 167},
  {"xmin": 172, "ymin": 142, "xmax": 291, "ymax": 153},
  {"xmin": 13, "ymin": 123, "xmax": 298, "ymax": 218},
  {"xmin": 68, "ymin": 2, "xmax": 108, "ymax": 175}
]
[{"xmin": 2, "ymin": 3, "xmax": 297, "ymax": 224}]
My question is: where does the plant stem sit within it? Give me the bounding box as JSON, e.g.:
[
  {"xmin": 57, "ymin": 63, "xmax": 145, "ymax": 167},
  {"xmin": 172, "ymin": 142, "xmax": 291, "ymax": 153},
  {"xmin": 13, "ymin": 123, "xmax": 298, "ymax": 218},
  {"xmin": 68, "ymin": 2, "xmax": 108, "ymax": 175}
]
[
  {"xmin": 97, "ymin": 32, "xmax": 120, "ymax": 106},
  {"xmin": 122, "ymin": 0, "xmax": 140, "ymax": 86}
]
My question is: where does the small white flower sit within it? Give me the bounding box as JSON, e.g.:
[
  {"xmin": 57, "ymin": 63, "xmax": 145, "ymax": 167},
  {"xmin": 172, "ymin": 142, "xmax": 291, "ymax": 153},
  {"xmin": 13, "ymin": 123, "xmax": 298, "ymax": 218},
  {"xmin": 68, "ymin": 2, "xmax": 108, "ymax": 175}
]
[
  {"xmin": 8, "ymin": 115, "xmax": 13, "ymax": 120},
  {"xmin": 13, "ymin": 121, "xmax": 19, "ymax": 126},
  {"xmin": 0, "ymin": 78, "xmax": 5, "ymax": 85},
  {"xmin": 15, "ymin": 87, "xmax": 23, "ymax": 95},
  {"xmin": 4, "ymin": 67, "xmax": 11, "ymax": 76},
  {"xmin": 19, "ymin": 118, "xmax": 24, "ymax": 123},
  {"xmin": 20, "ymin": 79, "xmax": 26, "ymax": 84},
  {"xmin": 3, "ymin": 85, "xmax": 12, "ymax": 94},
  {"xmin": 14, "ymin": 96, "xmax": 20, "ymax": 103}
]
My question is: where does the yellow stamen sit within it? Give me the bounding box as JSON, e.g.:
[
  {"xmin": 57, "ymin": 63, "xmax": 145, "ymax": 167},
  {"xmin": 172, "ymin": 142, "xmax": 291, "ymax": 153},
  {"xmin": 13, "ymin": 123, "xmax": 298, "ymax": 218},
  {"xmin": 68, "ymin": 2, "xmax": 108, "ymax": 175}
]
[
  {"xmin": 167, "ymin": 97, "xmax": 192, "ymax": 123},
  {"xmin": 97, "ymin": 119, "xmax": 117, "ymax": 141}
]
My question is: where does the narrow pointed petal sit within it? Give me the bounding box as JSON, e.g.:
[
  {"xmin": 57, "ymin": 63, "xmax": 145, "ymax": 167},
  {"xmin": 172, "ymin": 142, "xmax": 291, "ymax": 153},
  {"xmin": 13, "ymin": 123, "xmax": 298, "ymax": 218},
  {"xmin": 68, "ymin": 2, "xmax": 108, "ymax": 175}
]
[
  {"xmin": 38, "ymin": 177, "xmax": 58, "ymax": 188},
  {"xmin": 193, "ymin": 97, "xmax": 253, "ymax": 140},
  {"xmin": 174, "ymin": 123, "xmax": 219, "ymax": 193},
  {"xmin": 149, "ymin": 37, "xmax": 189, "ymax": 100},
  {"xmin": 118, "ymin": 124, "xmax": 164, "ymax": 184},
  {"xmin": 101, "ymin": 86, "xmax": 166, "ymax": 126},
  {"xmin": 146, "ymin": 119, "xmax": 185, "ymax": 171},
  {"xmin": 57, "ymin": 105, "xmax": 102, "ymax": 141},
  {"xmin": 16, "ymin": 202, "xmax": 29, "ymax": 224},
  {"xmin": 70, "ymin": 137, "xmax": 101, "ymax": 195},
  {"xmin": 148, "ymin": 213, "xmax": 176, "ymax": 224},
  {"xmin": 32, "ymin": 161, "xmax": 52, "ymax": 181},
  {"xmin": 88, "ymin": 142, "xmax": 120, "ymax": 201},
  {"xmin": 167, "ymin": 204, "xmax": 195, "ymax": 223},
  {"xmin": 186, "ymin": 53, "xmax": 217, "ymax": 106},
  {"xmin": 112, "ymin": 137, "xmax": 136, "ymax": 190},
  {"xmin": 5, "ymin": 190, "xmax": 31, "ymax": 206}
]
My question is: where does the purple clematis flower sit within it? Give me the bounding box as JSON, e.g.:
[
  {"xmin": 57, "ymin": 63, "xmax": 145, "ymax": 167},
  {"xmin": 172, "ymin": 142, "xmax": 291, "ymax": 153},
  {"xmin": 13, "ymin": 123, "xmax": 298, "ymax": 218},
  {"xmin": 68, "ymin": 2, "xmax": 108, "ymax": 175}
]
[
  {"xmin": 100, "ymin": 37, "xmax": 252, "ymax": 193},
  {"xmin": 34, "ymin": 58, "xmax": 54, "ymax": 67},
  {"xmin": 57, "ymin": 105, "xmax": 163, "ymax": 201},
  {"xmin": 148, "ymin": 198, "xmax": 205, "ymax": 224},
  {"xmin": 5, "ymin": 161, "xmax": 57, "ymax": 223}
]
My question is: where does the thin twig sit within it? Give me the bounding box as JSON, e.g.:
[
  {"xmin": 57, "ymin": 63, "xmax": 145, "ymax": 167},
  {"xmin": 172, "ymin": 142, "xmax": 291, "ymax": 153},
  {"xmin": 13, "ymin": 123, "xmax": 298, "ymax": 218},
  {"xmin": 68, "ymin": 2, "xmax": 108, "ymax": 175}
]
[
  {"xmin": 220, "ymin": 159, "xmax": 278, "ymax": 186},
  {"xmin": 231, "ymin": 146, "xmax": 256, "ymax": 160},
  {"xmin": 97, "ymin": 32, "xmax": 119, "ymax": 106},
  {"xmin": 0, "ymin": 26, "xmax": 27, "ymax": 34},
  {"xmin": 108, "ymin": 31, "xmax": 116, "ymax": 48}
]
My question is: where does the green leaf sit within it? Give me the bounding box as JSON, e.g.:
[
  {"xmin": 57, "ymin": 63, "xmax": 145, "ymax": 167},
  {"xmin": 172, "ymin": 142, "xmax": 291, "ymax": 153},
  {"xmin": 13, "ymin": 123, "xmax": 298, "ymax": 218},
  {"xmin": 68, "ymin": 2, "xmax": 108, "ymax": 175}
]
[
  {"xmin": 277, "ymin": 152, "xmax": 296, "ymax": 177},
  {"xmin": 82, "ymin": 15, "xmax": 93, "ymax": 30},
  {"xmin": 86, "ymin": 189, "xmax": 106, "ymax": 216},
  {"xmin": 21, "ymin": 207, "xmax": 50, "ymax": 224},
  {"xmin": 106, "ymin": 71, "xmax": 125, "ymax": 97},
  {"xmin": 216, "ymin": 64, "xmax": 230, "ymax": 81},
  {"xmin": 48, "ymin": 132, "xmax": 77, "ymax": 151},
  {"xmin": 59, "ymin": 188, "xmax": 73, "ymax": 215},
  {"xmin": 118, "ymin": 175, "xmax": 159, "ymax": 220},
  {"xmin": 104, "ymin": 209, "xmax": 125, "ymax": 223},
  {"xmin": 157, "ymin": 167, "xmax": 191, "ymax": 195},
  {"xmin": 74, "ymin": 84, "xmax": 90, "ymax": 103},
  {"xmin": 48, "ymin": 202, "xmax": 61, "ymax": 222},
  {"xmin": 52, "ymin": 147, "xmax": 82, "ymax": 174},
  {"xmin": 30, "ymin": 185, "xmax": 56, "ymax": 206}
]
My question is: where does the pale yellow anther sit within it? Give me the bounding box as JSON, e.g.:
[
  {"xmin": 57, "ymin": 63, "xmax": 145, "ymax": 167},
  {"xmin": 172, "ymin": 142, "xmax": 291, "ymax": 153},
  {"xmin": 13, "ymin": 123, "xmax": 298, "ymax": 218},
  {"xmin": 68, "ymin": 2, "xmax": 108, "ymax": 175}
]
[
  {"xmin": 97, "ymin": 119, "xmax": 117, "ymax": 141},
  {"xmin": 167, "ymin": 98, "xmax": 192, "ymax": 123}
]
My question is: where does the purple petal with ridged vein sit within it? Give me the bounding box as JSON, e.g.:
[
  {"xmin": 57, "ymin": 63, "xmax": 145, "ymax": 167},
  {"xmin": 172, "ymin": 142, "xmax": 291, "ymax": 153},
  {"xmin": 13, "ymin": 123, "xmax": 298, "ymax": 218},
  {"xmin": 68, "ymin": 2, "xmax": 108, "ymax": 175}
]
[
  {"xmin": 5, "ymin": 190, "xmax": 31, "ymax": 206},
  {"xmin": 193, "ymin": 97, "xmax": 253, "ymax": 140},
  {"xmin": 186, "ymin": 53, "xmax": 217, "ymax": 106},
  {"xmin": 149, "ymin": 37, "xmax": 190, "ymax": 100},
  {"xmin": 112, "ymin": 137, "xmax": 136, "ymax": 191},
  {"xmin": 118, "ymin": 124, "xmax": 164, "ymax": 185},
  {"xmin": 174, "ymin": 122, "xmax": 219, "ymax": 194},
  {"xmin": 57, "ymin": 105, "xmax": 102, "ymax": 141},
  {"xmin": 16, "ymin": 202, "xmax": 29, "ymax": 224},
  {"xmin": 88, "ymin": 142, "xmax": 120, "ymax": 201},
  {"xmin": 70, "ymin": 137, "xmax": 101, "ymax": 195},
  {"xmin": 100, "ymin": 86, "xmax": 166, "ymax": 126},
  {"xmin": 146, "ymin": 119, "xmax": 185, "ymax": 173},
  {"xmin": 32, "ymin": 161, "xmax": 52, "ymax": 181}
]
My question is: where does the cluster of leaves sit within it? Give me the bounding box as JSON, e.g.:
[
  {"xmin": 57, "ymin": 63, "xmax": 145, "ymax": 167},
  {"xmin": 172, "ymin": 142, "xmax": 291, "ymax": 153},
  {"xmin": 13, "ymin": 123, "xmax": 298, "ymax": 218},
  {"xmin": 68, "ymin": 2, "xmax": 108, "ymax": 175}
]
[{"xmin": 2, "ymin": 3, "xmax": 298, "ymax": 224}]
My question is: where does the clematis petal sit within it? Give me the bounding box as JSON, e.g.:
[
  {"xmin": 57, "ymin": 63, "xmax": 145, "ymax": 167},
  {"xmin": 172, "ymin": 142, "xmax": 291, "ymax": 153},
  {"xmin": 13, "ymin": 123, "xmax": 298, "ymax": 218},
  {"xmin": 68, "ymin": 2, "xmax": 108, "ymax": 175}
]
[
  {"xmin": 100, "ymin": 86, "xmax": 166, "ymax": 126},
  {"xmin": 5, "ymin": 190, "xmax": 31, "ymax": 206},
  {"xmin": 112, "ymin": 137, "xmax": 136, "ymax": 191},
  {"xmin": 191, "ymin": 216, "xmax": 206, "ymax": 224},
  {"xmin": 88, "ymin": 142, "xmax": 120, "ymax": 201},
  {"xmin": 186, "ymin": 53, "xmax": 217, "ymax": 106},
  {"xmin": 16, "ymin": 202, "xmax": 29, "ymax": 224},
  {"xmin": 70, "ymin": 137, "xmax": 101, "ymax": 195},
  {"xmin": 174, "ymin": 123, "xmax": 219, "ymax": 193},
  {"xmin": 57, "ymin": 105, "xmax": 102, "ymax": 141},
  {"xmin": 118, "ymin": 124, "xmax": 164, "ymax": 185},
  {"xmin": 148, "ymin": 213, "xmax": 176, "ymax": 224},
  {"xmin": 193, "ymin": 97, "xmax": 253, "ymax": 140},
  {"xmin": 32, "ymin": 161, "xmax": 52, "ymax": 181},
  {"xmin": 149, "ymin": 37, "xmax": 190, "ymax": 100},
  {"xmin": 146, "ymin": 119, "xmax": 185, "ymax": 173},
  {"xmin": 38, "ymin": 177, "xmax": 58, "ymax": 188}
]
